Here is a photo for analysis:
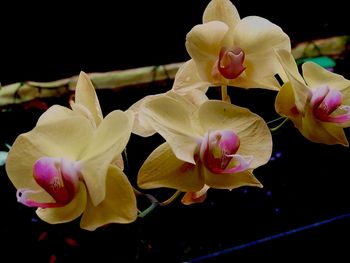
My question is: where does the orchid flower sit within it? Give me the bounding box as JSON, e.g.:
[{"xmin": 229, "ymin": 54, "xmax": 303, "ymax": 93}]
[
  {"xmin": 130, "ymin": 62, "xmax": 210, "ymax": 137},
  {"xmin": 5, "ymin": 73, "xmax": 137, "ymax": 231},
  {"xmin": 171, "ymin": 60, "xmax": 211, "ymax": 105},
  {"xmin": 181, "ymin": 185, "xmax": 210, "ymax": 205},
  {"xmin": 137, "ymin": 95, "xmax": 272, "ymax": 201},
  {"xmin": 275, "ymin": 49, "xmax": 350, "ymax": 146},
  {"xmin": 185, "ymin": 0, "xmax": 290, "ymax": 91},
  {"xmin": 129, "ymin": 60, "xmax": 211, "ymax": 138}
]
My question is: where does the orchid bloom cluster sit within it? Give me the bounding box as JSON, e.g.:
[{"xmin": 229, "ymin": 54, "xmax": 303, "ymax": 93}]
[{"xmin": 5, "ymin": 0, "xmax": 350, "ymax": 231}]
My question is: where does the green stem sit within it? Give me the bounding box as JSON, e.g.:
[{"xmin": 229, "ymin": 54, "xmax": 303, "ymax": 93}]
[
  {"xmin": 267, "ymin": 116, "xmax": 286, "ymax": 125},
  {"xmin": 136, "ymin": 190, "xmax": 182, "ymax": 218},
  {"xmin": 221, "ymin": 85, "xmax": 228, "ymax": 102},
  {"xmin": 269, "ymin": 117, "xmax": 289, "ymax": 132},
  {"xmin": 160, "ymin": 190, "xmax": 182, "ymax": 206},
  {"xmin": 138, "ymin": 202, "xmax": 159, "ymax": 218}
]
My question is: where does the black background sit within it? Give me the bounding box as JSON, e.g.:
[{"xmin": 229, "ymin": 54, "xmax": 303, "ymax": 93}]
[{"xmin": 0, "ymin": 1, "xmax": 348, "ymax": 84}]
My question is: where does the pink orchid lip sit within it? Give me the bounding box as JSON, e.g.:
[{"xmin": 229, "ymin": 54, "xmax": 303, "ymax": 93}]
[
  {"xmin": 311, "ymin": 85, "xmax": 350, "ymax": 123},
  {"xmin": 218, "ymin": 46, "xmax": 246, "ymax": 79},
  {"xmin": 200, "ymin": 129, "xmax": 252, "ymax": 174},
  {"xmin": 17, "ymin": 157, "xmax": 81, "ymax": 208}
]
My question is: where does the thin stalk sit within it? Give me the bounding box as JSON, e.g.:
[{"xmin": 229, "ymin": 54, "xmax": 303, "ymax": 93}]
[
  {"xmin": 136, "ymin": 190, "xmax": 182, "ymax": 218},
  {"xmin": 221, "ymin": 85, "xmax": 228, "ymax": 102},
  {"xmin": 269, "ymin": 117, "xmax": 289, "ymax": 132}
]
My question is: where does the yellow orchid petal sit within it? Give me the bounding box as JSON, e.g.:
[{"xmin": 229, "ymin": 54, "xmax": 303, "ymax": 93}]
[
  {"xmin": 237, "ymin": 124, "xmax": 272, "ymax": 169},
  {"xmin": 204, "ymin": 169, "xmax": 262, "ymax": 190},
  {"xmin": 302, "ymin": 62, "xmax": 350, "ymax": 91},
  {"xmin": 341, "ymin": 87, "xmax": 350, "ymax": 106},
  {"xmin": 197, "ymin": 100, "xmax": 272, "ymax": 168},
  {"xmin": 171, "ymin": 60, "xmax": 210, "ymax": 105},
  {"xmin": 181, "ymin": 184, "xmax": 209, "ymax": 205},
  {"xmin": 182, "ymin": 89, "xmax": 209, "ymax": 107},
  {"xmin": 81, "ymin": 110, "xmax": 133, "ymax": 160},
  {"xmin": 6, "ymin": 117, "xmax": 93, "ymax": 192},
  {"xmin": 203, "ymin": 0, "xmax": 240, "ymax": 29},
  {"xmin": 74, "ymin": 71, "xmax": 103, "ymax": 126},
  {"xmin": 70, "ymin": 102, "xmax": 98, "ymax": 128},
  {"xmin": 128, "ymin": 95, "xmax": 160, "ymax": 137},
  {"xmin": 138, "ymin": 143, "xmax": 204, "ymax": 192},
  {"xmin": 36, "ymin": 181, "xmax": 87, "ymax": 224},
  {"xmin": 226, "ymin": 73, "xmax": 270, "ymax": 90},
  {"xmin": 232, "ymin": 16, "xmax": 290, "ymax": 89},
  {"xmin": 172, "ymin": 60, "xmax": 210, "ymax": 96},
  {"xmin": 197, "ymin": 100, "xmax": 257, "ymax": 132},
  {"xmin": 114, "ymin": 153, "xmax": 124, "ymax": 170},
  {"xmin": 275, "ymin": 82, "xmax": 302, "ymax": 128},
  {"xmin": 80, "ymin": 110, "xmax": 133, "ymax": 206},
  {"xmin": 234, "ymin": 16, "xmax": 291, "ymax": 56},
  {"xmin": 275, "ymin": 49, "xmax": 311, "ymax": 112},
  {"xmin": 80, "ymin": 165, "xmax": 137, "ymax": 231},
  {"xmin": 141, "ymin": 95, "xmax": 200, "ymax": 164},
  {"xmin": 302, "ymin": 111, "xmax": 349, "ymax": 146},
  {"xmin": 275, "ymin": 49, "xmax": 303, "ymax": 83},
  {"xmin": 36, "ymin": 105, "xmax": 77, "ymax": 126},
  {"xmin": 186, "ymin": 21, "xmax": 229, "ymax": 82},
  {"xmin": 321, "ymin": 122, "xmax": 349, "ymax": 146}
]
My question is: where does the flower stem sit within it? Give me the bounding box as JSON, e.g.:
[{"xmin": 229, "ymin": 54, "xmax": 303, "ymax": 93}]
[
  {"xmin": 159, "ymin": 190, "xmax": 182, "ymax": 206},
  {"xmin": 221, "ymin": 85, "xmax": 230, "ymax": 102},
  {"xmin": 138, "ymin": 202, "xmax": 159, "ymax": 218},
  {"xmin": 136, "ymin": 189, "xmax": 182, "ymax": 218},
  {"xmin": 269, "ymin": 117, "xmax": 289, "ymax": 132},
  {"xmin": 267, "ymin": 116, "xmax": 286, "ymax": 125}
]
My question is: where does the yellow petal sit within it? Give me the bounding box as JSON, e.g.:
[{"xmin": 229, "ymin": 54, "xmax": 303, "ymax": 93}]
[
  {"xmin": 203, "ymin": 0, "xmax": 240, "ymax": 29},
  {"xmin": 142, "ymin": 93, "xmax": 200, "ymax": 163},
  {"xmin": 114, "ymin": 153, "xmax": 124, "ymax": 170},
  {"xmin": 186, "ymin": 21, "xmax": 229, "ymax": 82},
  {"xmin": 234, "ymin": 16, "xmax": 291, "ymax": 56},
  {"xmin": 36, "ymin": 105, "xmax": 77, "ymax": 126},
  {"xmin": 275, "ymin": 49, "xmax": 311, "ymax": 112},
  {"xmin": 320, "ymin": 122, "xmax": 349, "ymax": 146},
  {"xmin": 138, "ymin": 143, "xmax": 204, "ymax": 192},
  {"xmin": 181, "ymin": 184, "xmax": 209, "ymax": 205},
  {"xmin": 232, "ymin": 16, "xmax": 290, "ymax": 90},
  {"xmin": 301, "ymin": 111, "xmax": 349, "ymax": 146},
  {"xmin": 70, "ymin": 102, "xmax": 98, "ymax": 128},
  {"xmin": 80, "ymin": 110, "xmax": 133, "ymax": 206},
  {"xmin": 237, "ymin": 123, "xmax": 272, "ymax": 169},
  {"xmin": 227, "ymin": 73, "xmax": 278, "ymax": 90},
  {"xmin": 197, "ymin": 100, "xmax": 272, "ymax": 168},
  {"xmin": 128, "ymin": 95, "xmax": 159, "ymax": 137},
  {"xmin": 74, "ymin": 71, "xmax": 103, "ymax": 126},
  {"xmin": 204, "ymin": 169, "xmax": 262, "ymax": 190},
  {"xmin": 302, "ymin": 62, "xmax": 350, "ymax": 91},
  {"xmin": 172, "ymin": 60, "xmax": 210, "ymax": 96},
  {"xmin": 6, "ymin": 117, "xmax": 93, "ymax": 192},
  {"xmin": 141, "ymin": 95, "xmax": 200, "ymax": 163},
  {"xmin": 182, "ymin": 89, "xmax": 209, "ymax": 107},
  {"xmin": 36, "ymin": 181, "xmax": 87, "ymax": 224},
  {"xmin": 275, "ymin": 82, "xmax": 302, "ymax": 128},
  {"xmin": 82, "ymin": 110, "xmax": 133, "ymax": 160},
  {"xmin": 341, "ymin": 87, "xmax": 350, "ymax": 106},
  {"xmin": 80, "ymin": 165, "xmax": 137, "ymax": 231}
]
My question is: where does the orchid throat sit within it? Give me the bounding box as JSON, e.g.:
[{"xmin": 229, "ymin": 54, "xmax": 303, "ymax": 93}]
[
  {"xmin": 199, "ymin": 129, "xmax": 252, "ymax": 174},
  {"xmin": 17, "ymin": 157, "xmax": 81, "ymax": 208}
]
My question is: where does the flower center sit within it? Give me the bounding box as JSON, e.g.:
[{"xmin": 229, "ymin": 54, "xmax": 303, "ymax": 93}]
[
  {"xmin": 217, "ymin": 46, "xmax": 246, "ymax": 79},
  {"xmin": 310, "ymin": 85, "xmax": 350, "ymax": 123},
  {"xmin": 200, "ymin": 129, "xmax": 252, "ymax": 174},
  {"xmin": 17, "ymin": 157, "xmax": 81, "ymax": 208}
]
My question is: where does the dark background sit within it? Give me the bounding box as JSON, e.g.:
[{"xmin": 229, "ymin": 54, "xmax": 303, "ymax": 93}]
[
  {"xmin": 1, "ymin": 1, "xmax": 350, "ymax": 262},
  {"xmin": 0, "ymin": 1, "xmax": 348, "ymax": 84}
]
